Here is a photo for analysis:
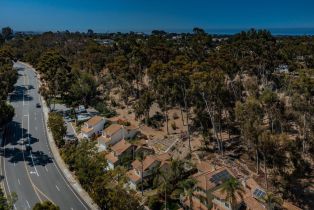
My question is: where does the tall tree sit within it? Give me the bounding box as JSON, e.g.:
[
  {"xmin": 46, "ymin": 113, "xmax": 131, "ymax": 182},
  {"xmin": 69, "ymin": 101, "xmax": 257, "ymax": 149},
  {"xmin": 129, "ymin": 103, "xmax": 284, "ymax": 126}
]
[
  {"xmin": 221, "ymin": 178, "xmax": 245, "ymax": 210},
  {"xmin": 1, "ymin": 27, "xmax": 13, "ymax": 41}
]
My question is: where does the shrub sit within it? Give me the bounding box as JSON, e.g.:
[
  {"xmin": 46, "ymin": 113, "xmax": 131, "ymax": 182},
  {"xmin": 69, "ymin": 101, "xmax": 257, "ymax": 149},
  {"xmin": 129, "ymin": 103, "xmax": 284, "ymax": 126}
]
[
  {"xmin": 48, "ymin": 112, "xmax": 66, "ymax": 148},
  {"xmin": 148, "ymin": 195, "xmax": 162, "ymax": 210}
]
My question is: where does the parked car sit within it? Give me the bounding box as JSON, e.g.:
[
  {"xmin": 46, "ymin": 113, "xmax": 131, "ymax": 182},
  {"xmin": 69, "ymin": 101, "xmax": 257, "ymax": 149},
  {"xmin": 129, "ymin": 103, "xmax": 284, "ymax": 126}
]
[{"xmin": 36, "ymin": 103, "xmax": 41, "ymax": 108}]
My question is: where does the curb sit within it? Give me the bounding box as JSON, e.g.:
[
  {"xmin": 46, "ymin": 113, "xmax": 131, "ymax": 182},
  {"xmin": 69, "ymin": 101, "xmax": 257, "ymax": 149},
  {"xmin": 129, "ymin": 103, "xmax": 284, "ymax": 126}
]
[{"xmin": 21, "ymin": 61, "xmax": 99, "ymax": 210}]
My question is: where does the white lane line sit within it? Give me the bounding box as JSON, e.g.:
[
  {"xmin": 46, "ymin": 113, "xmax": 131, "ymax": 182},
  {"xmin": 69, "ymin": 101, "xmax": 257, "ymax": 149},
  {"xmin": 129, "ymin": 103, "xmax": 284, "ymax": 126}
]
[
  {"xmin": 26, "ymin": 200, "xmax": 31, "ymax": 208},
  {"xmin": 30, "ymin": 152, "xmax": 39, "ymax": 176},
  {"xmin": 45, "ymin": 166, "xmax": 48, "ymax": 172},
  {"xmin": 13, "ymin": 204, "xmax": 17, "ymax": 210},
  {"xmin": 71, "ymin": 208, "xmax": 74, "ymax": 210},
  {"xmin": 18, "ymin": 178, "xmax": 21, "ymax": 185},
  {"xmin": 25, "ymin": 114, "xmax": 39, "ymax": 177},
  {"xmin": 55, "ymin": 185, "xmax": 60, "ymax": 191},
  {"xmin": 35, "ymin": 126, "xmax": 38, "ymax": 131}
]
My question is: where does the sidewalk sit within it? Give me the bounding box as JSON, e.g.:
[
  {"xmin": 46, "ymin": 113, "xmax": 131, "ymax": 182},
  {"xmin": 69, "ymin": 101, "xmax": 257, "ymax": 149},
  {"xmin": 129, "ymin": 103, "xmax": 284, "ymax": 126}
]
[{"xmin": 22, "ymin": 61, "xmax": 99, "ymax": 210}]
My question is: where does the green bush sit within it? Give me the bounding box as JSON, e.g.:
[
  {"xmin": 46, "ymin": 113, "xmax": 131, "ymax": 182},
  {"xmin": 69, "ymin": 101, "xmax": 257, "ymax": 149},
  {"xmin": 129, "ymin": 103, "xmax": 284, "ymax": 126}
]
[
  {"xmin": 48, "ymin": 112, "xmax": 66, "ymax": 148},
  {"xmin": 148, "ymin": 195, "xmax": 162, "ymax": 210}
]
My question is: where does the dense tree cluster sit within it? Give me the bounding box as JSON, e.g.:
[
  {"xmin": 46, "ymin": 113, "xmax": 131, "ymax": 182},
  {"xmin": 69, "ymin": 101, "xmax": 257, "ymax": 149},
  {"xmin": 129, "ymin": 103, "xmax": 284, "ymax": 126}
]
[
  {"xmin": 61, "ymin": 140, "xmax": 141, "ymax": 209},
  {"xmin": 5, "ymin": 28, "xmax": 314, "ymax": 209},
  {"xmin": 0, "ymin": 44, "xmax": 17, "ymax": 127}
]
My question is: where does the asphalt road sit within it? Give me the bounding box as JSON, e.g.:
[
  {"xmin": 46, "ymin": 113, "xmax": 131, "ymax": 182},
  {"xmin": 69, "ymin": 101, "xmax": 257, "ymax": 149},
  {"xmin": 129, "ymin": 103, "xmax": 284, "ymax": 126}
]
[{"xmin": 1, "ymin": 62, "xmax": 89, "ymax": 210}]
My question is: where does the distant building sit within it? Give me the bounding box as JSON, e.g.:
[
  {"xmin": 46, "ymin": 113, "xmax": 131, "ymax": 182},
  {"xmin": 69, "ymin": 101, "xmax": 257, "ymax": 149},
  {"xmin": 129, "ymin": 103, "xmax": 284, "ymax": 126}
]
[
  {"xmin": 94, "ymin": 39, "xmax": 115, "ymax": 46},
  {"xmin": 276, "ymin": 64, "xmax": 289, "ymax": 73}
]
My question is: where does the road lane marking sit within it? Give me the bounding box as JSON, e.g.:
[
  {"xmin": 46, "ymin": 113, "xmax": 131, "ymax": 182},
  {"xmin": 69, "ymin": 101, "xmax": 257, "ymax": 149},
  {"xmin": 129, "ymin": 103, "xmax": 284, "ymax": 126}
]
[
  {"xmin": 55, "ymin": 185, "xmax": 60, "ymax": 191},
  {"xmin": 35, "ymin": 126, "xmax": 38, "ymax": 131},
  {"xmin": 18, "ymin": 178, "xmax": 21, "ymax": 185},
  {"xmin": 33, "ymin": 184, "xmax": 55, "ymax": 205},
  {"xmin": 45, "ymin": 166, "xmax": 48, "ymax": 172},
  {"xmin": 21, "ymin": 116, "xmax": 42, "ymax": 203},
  {"xmin": 30, "ymin": 152, "xmax": 39, "ymax": 176},
  {"xmin": 13, "ymin": 204, "xmax": 17, "ymax": 210},
  {"xmin": 26, "ymin": 200, "xmax": 30, "ymax": 208}
]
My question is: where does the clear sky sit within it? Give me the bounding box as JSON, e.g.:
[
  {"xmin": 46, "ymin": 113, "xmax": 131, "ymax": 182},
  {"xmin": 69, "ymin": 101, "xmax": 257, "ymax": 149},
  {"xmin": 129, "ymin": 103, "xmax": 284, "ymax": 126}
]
[{"xmin": 1, "ymin": 0, "xmax": 314, "ymax": 33}]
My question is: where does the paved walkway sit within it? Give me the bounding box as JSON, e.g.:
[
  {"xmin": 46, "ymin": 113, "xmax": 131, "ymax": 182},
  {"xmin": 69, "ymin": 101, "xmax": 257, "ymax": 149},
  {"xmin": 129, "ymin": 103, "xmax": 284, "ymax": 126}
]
[{"xmin": 21, "ymin": 61, "xmax": 99, "ymax": 210}]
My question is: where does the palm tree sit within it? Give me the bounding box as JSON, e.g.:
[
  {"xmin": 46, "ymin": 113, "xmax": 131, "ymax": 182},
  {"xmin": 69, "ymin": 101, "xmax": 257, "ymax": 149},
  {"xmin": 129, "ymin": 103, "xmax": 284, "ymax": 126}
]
[
  {"xmin": 221, "ymin": 177, "xmax": 245, "ymax": 210},
  {"xmin": 136, "ymin": 151, "xmax": 145, "ymax": 196},
  {"xmin": 262, "ymin": 192, "xmax": 283, "ymax": 210},
  {"xmin": 177, "ymin": 178, "xmax": 197, "ymax": 210}
]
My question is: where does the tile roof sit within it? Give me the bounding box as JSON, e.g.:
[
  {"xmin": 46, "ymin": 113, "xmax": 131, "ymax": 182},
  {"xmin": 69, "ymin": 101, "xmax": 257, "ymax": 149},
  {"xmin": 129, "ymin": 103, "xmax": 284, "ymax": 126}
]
[
  {"xmin": 131, "ymin": 153, "xmax": 171, "ymax": 172},
  {"xmin": 105, "ymin": 152, "xmax": 118, "ymax": 164},
  {"xmin": 193, "ymin": 167, "xmax": 235, "ymax": 191},
  {"xmin": 196, "ymin": 161, "xmax": 215, "ymax": 173},
  {"xmin": 212, "ymin": 177, "xmax": 268, "ymax": 210},
  {"xmin": 282, "ymin": 201, "xmax": 302, "ymax": 210},
  {"xmin": 86, "ymin": 116, "xmax": 104, "ymax": 127},
  {"xmin": 104, "ymin": 124, "xmax": 122, "ymax": 136},
  {"xmin": 111, "ymin": 139, "xmax": 133, "ymax": 156},
  {"xmin": 126, "ymin": 169, "xmax": 141, "ymax": 183},
  {"xmin": 243, "ymin": 196, "xmax": 266, "ymax": 210},
  {"xmin": 81, "ymin": 126, "xmax": 93, "ymax": 134},
  {"xmin": 183, "ymin": 196, "xmax": 208, "ymax": 210}
]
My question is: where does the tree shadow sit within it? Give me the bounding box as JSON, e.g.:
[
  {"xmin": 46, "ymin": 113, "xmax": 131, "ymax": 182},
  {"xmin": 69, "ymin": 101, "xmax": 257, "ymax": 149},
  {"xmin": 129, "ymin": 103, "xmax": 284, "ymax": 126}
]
[
  {"xmin": 1, "ymin": 121, "xmax": 53, "ymax": 167},
  {"xmin": 9, "ymin": 85, "xmax": 33, "ymax": 102}
]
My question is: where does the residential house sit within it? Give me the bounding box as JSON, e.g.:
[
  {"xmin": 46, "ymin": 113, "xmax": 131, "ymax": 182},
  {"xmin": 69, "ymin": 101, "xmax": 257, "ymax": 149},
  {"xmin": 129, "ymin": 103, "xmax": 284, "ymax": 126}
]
[
  {"xmin": 81, "ymin": 116, "xmax": 106, "ymax": 139},
  {"xmin": 182, "ymin": 164, "xmax": 302, "ymax": 210},
  {"xmin": 97, "ymin": 124, "xmax": 138, "ymax": 151},
  {"xmin": 105, "ymin": 139, "xmax": 136, "ymax": 170},
  {"xmin": 126, "ymin": 153, "xmax": 171, "ymax": 190},
  {"xmin": 189, "ymin": 167, "xmax": 236, "ymax": 209}
]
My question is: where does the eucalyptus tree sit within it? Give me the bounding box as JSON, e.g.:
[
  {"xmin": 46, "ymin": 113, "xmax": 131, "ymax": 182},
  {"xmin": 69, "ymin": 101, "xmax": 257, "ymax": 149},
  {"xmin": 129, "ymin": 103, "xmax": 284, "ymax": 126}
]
[
  {"xmin": 235, "ymin": 97, "xmax": 263, "ymax": 173},
  {"xmin": 191, "ymin": 68, "xmax": 227, "ymax": 153}
]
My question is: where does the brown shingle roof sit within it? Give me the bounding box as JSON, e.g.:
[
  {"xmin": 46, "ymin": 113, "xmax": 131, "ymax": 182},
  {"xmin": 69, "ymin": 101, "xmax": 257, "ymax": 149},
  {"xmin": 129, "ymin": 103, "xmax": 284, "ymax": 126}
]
[
  {"xmin": 111, "ymin": 139, "xmax": 133, "ymax": 156},
  {"xmin": 104, "ymin": 124, "xmax": 122, "ymax": 136},
  {"xmin": 86, "ymin": 116, "xmax": 104, "ymax": 127}
]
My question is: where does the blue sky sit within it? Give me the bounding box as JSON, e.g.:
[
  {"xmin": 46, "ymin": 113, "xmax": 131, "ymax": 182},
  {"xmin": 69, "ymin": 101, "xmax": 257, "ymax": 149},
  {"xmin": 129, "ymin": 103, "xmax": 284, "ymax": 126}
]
[{"xmin": 1, "ymin": 0, "xmax": 314, "ymax": 33}]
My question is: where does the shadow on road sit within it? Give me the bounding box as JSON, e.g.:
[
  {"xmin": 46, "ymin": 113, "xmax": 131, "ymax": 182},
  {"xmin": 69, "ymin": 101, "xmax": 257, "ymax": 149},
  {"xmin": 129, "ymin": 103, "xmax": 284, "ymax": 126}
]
[
  {"xmin": 1, "ymin": 121, "xmax": 53, "ymax": 167},
  {"xmin": 9, "ymin": 85, "xmax": 33, "ymax": 102}
]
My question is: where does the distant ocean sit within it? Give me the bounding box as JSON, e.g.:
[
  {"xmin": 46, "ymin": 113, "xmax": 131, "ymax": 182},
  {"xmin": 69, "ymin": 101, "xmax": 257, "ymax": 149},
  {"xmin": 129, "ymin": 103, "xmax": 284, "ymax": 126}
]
[
  {"xmin": 17, "ymin": 27, "xmax": 314, "ymax": 36},
  {"xmin": 205, "ymin": 28, "xmax": 314, "ymax": 36},
  {"xmin": 144, "ymin": 27, "xmax": 314, "ymax": 36}
]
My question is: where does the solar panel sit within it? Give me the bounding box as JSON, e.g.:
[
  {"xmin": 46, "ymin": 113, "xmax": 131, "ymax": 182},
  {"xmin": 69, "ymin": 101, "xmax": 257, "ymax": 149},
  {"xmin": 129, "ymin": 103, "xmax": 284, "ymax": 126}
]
[
  {"xmin": 253, "ymin": 188, "xmax": 266, "ymax": 199},
  {"xmin": 210, "ymin": 170, "xmax": 231, "ymax": 184}
]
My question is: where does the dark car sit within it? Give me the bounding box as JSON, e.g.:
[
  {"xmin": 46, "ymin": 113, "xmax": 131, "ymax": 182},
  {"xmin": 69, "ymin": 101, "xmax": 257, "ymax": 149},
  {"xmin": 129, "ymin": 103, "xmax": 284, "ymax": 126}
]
[{"xmin": 36, "ymin": 103, "xmax": 41, "ymax": 108}]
